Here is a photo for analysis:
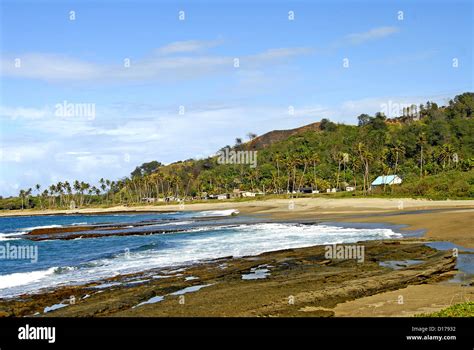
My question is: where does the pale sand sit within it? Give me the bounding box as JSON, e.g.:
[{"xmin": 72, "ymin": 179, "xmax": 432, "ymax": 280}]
[
  {"xmin": 2, "ymin": 197, "xmax": 473, "ymax": 216},
  {"xmin": 2, "ymin": 197, "xmax": 473, "ymax": 247},
  {"xmin": 332, "ymin": 282, "xmax": 473, "ymax": 317}
]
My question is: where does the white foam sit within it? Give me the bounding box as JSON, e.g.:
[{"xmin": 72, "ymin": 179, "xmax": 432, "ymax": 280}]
[
  {"xmin": 147, "ymin": 220, "xmax": 194, "ymax": 227},
  {"xmin": 0, "ymin": 231, "xmax": 27, "ymax": 241},
  {"xmin": 0, "ymin": 267, "xmax": 57, "ymax": 289},
  {"xmin": 0, "ymin": 223, "xmax": 401, "ymax": 298},
  {"xmin": 195, "ymin": 209, "xmax": 239, "ymax": 217},
  {"xmin": 23, "ymin": 224, "xmax": 62, "ymax": 231}
]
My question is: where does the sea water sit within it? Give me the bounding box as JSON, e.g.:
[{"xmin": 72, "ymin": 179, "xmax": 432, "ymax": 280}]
[{"xmin": 0, "ymin": 210, "xmax": 402, "ymax": 298}]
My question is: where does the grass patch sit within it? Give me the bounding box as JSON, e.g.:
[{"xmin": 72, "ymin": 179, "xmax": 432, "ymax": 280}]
[{"xmin": 417, "ymin": 302, "xmax": 474, "ymax": 317}]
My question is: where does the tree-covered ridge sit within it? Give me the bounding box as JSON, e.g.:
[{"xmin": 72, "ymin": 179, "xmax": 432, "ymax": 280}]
[{"xmin": 4, "ymin": 93, "xmax": 474, "ymax": 210}]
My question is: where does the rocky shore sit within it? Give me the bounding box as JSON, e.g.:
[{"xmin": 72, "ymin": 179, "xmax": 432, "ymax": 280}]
[{"xmin": 0, "ymin": 239, "xmax": 465, "ymax": 317}]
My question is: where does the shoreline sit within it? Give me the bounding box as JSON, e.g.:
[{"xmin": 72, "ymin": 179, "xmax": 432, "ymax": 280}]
[
  {"xmin": 1, "ymin": 197, "xmax": 474, "ymax": 218},
  {"xmin": 1, "ymin": 198, "xmax": 473, "ymax": 248}
]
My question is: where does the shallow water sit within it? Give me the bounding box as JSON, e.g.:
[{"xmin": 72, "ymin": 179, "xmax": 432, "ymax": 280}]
[
  {"xmin": 44, "ymin": 302, "xmax": 68, "ymax": 313},
  {"xmin": 379, "ymin": 260, "xmax": 424, "ymax": 270},
  {"xmin": 170, "ymin": 284, "xmax": 213, "ymax": 296},
  {"xmin": 424, "ymin": 241, "xmax": 474, "ymax": 283},
  {"xmin": 134, "ymin": 295, "xmax": 164, "ymax": 308},
  {"xmin": 242, "ymin": 265, "xmax": 272, "ymax": 280}
]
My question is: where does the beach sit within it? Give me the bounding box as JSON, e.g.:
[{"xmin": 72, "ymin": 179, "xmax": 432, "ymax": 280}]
[
  {"xmin": 2, "ymin": 197, "xmax": 473, "ymax": 247},
  {"xmin": 0, "ymin": 197, "xmax": 472, "ymax": 317}
]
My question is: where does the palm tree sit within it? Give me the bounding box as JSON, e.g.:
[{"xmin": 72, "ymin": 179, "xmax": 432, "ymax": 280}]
[
  {"xmin": 184, "ymin": 174, "xmax": 194, "ymax": 199},
  {"xmin": 391, "ymin": 142, "xmax": 405, "ymax": 175},
  {"xmin": 49, "ymin": 184, "xmax": 56, "ymax": 208},
  {"xmin": 99, "ymin": 180, "xmax": 107, "ymax": 204},
  {"xmin": 342, "ymin": 152, "xmax": 349, "ymax": 187},
  {"xmin": 309, "ymin": 153, "xmax": 320, "ymax": 191},
  {"xmin": 334, "ymin": 151, "xmax": 348, "ymax": 191},
  {"xmin": 235, "ymin": 138, "xmax": 243, "ymax": 148},
  {"xmin": 25, "ymin": 188, "xmax": 32, "ymax": 208},
  {"xmin": 440, "ymin": 143, "xmax": 455, "ymax": 170},
  {"xmin": 41, "ymin": 189, "xmax": 48, "ymax": 209},
  {"xmin": 80, "ymin": 182, "xmax": 90, "ymax": 206},
  {"xmin": 246, "ymin": 132, "xmax": 257, "ymax": 141},
  {"xmin": 273, "ymin": 153, "xmax": 282, "ymax": 194},
  {"xmin": 351, "ymin": 155, "xmax": 361, "ymax": 192},
  {"xmin": 105, "ymin": 179, "xmax": 111, "ymax": 203},
  {"xmin": 418, "ymin": 133, "xmax": 426, "ymax": 178},
  {"xmin": 64, "ymin": 181, "xmax": 71, "ymax": 205},
  {"xmin": 19, "ymin": 189, "xmax": 25, "ymax": 210},
  {"xmin": 356, "ymin": 142, "xmax": 372, "ymax": 194},
  {"xmin": 296, "ymin": 151, "xmax": 310, "ymax": 195},
  {"xmin": 282, "ymin": 154, "xmax": 293, "ymax": 195},
  {"xmin": 35, "ymin": 184, "xmax": 42, "ymax": 208},
  {"xmin": 55, "ymin": 182, "xmax": 63, "ymax": 207},
  {"xmin": 381, "ymin": 154, "xmax": 391, "ymax": 192},
  {"xmin": 73, "ymin": 180, "xmax": 81, "ymax": 206}
]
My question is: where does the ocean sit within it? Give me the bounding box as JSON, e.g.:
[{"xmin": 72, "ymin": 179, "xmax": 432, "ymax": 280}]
[{"xmin": 0, "ymin": 210, "xmax": 402, "ymax": 298}]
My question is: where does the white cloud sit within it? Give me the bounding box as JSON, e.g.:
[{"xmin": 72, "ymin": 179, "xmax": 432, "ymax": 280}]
[
  {"xmin": 0, "ymin": 42, "xmax": 311, "ymax": 84},
  {"xmin": 248, "ymin": 47, "xmax": 314, "ymax": 62},
  {"xmin": 0, "ymin": 53, "xmax": 101, "ymax": 81},
  {"xmin": 155, "ymin": 39, "xmax": 223, "ymax": 55},
  {"xmin": 0, "ymin": 144, "xmax": 51, "ymax": 163},
  {"xmin": 345, "ymin": 26, "xmax": 400, "ymax": 45},
  {"xmin": 0, "ymin": 105, "xmax": 50, "ymax": 120}
]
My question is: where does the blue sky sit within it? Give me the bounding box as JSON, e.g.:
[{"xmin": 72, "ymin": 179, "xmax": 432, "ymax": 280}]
[{"xmin": 0, "ymin": 0, "xmax": 472, "ymax": 196}]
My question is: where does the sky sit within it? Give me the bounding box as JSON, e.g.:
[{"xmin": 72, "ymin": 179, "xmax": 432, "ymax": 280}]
[{"xmin": 0, "ymin": 0, "xmax": 473, "ymax": 196}]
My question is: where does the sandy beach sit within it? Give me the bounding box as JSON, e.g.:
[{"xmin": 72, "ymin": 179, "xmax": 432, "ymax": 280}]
[{"xmin": 3, "ymin": 197, "xmax": 473, "ymax": 247}]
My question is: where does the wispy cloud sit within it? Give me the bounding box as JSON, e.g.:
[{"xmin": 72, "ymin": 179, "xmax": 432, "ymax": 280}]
[
  {"xmin": 0, "ymin": 41, "xmax": 312, "ymax": 84},
  {"xmin": 155, "ymin": 39, "xmax": 223, "ymax": 55},
  {"xmin": 0, "ymin": 105, "xmax": 50, "ymax": 120},
  {"xmin": 0, "ymin": 27, "xmax": 395, "ymax": 85},
  {"xmin": 0, "ymin": 53, "xmax": 101, "ymax": 81},
  {"xmin": 344, "ymin": 26, "xmax": 400, "ymax": 45}
]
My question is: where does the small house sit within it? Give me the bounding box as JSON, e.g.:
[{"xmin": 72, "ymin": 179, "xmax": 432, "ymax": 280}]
[
  {"xmin": 241, "ymin": 191, "xmax": 256, "ymax": 197},
  {"xmin": 371, "ymin": 175, "xmax": 402, "ymax": 189}
]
